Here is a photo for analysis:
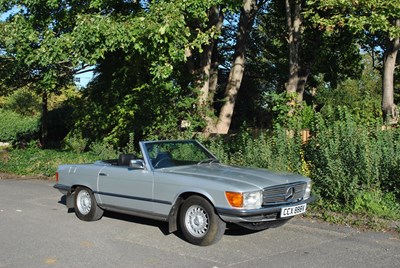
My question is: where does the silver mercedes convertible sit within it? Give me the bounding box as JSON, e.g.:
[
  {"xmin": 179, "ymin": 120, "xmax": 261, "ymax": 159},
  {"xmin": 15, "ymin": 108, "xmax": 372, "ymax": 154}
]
[{"xmin": 54, "ymin": 140, "xmax": 316, "ymax": 246}]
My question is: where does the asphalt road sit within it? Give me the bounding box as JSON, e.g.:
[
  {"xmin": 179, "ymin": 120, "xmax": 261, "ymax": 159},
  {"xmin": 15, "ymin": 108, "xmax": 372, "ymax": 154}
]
[{"xmin": 0, "ymin": 178, "xmax": 399, "ymax": 268}]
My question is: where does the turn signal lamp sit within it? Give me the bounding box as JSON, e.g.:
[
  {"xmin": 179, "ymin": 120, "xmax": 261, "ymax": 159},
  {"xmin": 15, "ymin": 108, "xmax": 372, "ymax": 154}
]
[{"xmin": 225, "ymin": 192, "xmax": 243, "ymax": 207}]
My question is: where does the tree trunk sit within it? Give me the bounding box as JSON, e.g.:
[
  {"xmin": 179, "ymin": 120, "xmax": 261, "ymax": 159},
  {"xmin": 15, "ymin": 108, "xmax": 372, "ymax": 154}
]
[
  {"xmin": 296, "ymin": 65, "xmax": 310, "ymax": 102},
  {"xmin": 382, "ymin": 19, "xmax": 400, "ymax": 125},
  {"xmin": 41, "ymin": 91, "xmax": 48, "ymax": 148},
  {"xmin": 209, "ymin": 0, "xmax": 258, "ymax": 134},
  {"xmin": 285, "ymin": 0, "xmax": 303, "ymax": 103},
  {"xmin": 203, "ymin": 40, "xmax": 221, "ymax": 134},
  {"xmin": 208, "ymin": 42, "xmax": 220, "ymax": 105},
  {"xmin": 198, "ymin": 44, "xmax": 212, "ymax": 106},
  {"xmin": 198, "ymin": 6, "xmax": 223, "ymax": 107}
]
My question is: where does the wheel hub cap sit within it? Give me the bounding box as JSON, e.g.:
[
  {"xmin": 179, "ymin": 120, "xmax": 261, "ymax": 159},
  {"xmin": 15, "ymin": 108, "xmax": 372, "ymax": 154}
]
[
  {"xmin": 185, "ymin": 205, "xmax": 209, "ymax": 238},
  {"xmin": 77, "ymin": 190, "xmax": 91, "ymax": 215}
]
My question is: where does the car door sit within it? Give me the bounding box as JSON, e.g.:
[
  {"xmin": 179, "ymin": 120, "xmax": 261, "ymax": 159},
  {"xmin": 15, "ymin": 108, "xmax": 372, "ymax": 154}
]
[{"xmin": 97, "ymin": 166, "xmax": 154, "ymax": 212}]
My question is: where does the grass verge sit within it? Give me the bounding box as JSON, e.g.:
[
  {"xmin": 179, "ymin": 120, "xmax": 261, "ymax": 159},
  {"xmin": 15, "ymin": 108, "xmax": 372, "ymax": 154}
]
[{"xmin": 0, "ymin": 146, "xmax": 99, "ymax": 177}]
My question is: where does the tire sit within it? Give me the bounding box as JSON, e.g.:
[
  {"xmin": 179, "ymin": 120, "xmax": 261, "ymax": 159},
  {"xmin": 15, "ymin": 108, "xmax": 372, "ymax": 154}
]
[
  {"xmin": 179, "ymin": 196, "xmax": 226, "ymax": 246},
  {"xmin": 74, "ymin": 186, "xmax": 104, "ymax": 221}
]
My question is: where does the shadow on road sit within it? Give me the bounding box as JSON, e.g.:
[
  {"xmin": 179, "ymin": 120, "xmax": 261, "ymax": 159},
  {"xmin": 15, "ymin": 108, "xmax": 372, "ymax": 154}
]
[
  {"xmin": 57, "ymin": 194, "xmax": 290, "ymax": 240},
  {"xmin": 104, "ymin": 210, "xmax": 171, "ymax": 236}
]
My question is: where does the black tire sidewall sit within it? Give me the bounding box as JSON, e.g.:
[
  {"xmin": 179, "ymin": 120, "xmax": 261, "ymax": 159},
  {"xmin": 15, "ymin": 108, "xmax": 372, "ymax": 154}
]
[{"xmin": 74, "ymin": 186, "xmax": 103, "ymax": 221}]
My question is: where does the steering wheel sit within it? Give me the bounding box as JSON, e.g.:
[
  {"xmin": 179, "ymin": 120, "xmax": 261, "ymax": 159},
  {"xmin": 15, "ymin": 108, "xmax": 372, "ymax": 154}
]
[{"xmin": 154, "ymin": 157, "xmax": 171, "ymax": 168}]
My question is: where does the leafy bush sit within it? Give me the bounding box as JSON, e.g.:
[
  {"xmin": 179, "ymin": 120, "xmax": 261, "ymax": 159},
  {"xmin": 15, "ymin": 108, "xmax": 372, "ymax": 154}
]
[
  {"xmin": 0, "ymin": 96, "xmax": 6, "ymax": 107},
  {"xmin": 0, "ymin": 109, "xmax": 40, "ymax": 143},
  {"xmin": 0, "ymin": 145, "xmax": 99, "ymax": 177},
  {"xmin": 205, "ymin": 107, "xmax": 399, "ymax": 219},
  {"xmin": 315, "ymin": 55, "xmax": 382, "ymax": 127},
  {"xmin": 89, "ymin": 141, "xmax": 119, "ymax": 160},
  {"xmin": 201, "ymin": 137, "xmax": 230, "ymax": 164},
  {"xmin": 205, "ymin": 126, "xmax": 303, "ymax": 174},
  {"xmin": 265, "ymin": 92, "xmax": 316, "ymax": 129},
  {"xmin": 3, "ymin": 88, "xmax": 41, "ymax": 116},
  {"xmin": 353, "ymin": 190, "xmax": 400, "ymax": 220},
  {"xmin": 373, "ymin": 127, "xmax": 400, "ymax": 198},
  {"xmin": 305, "ymin": 106, "xmax": 400, "ymax": 212},
  {"xmin": 62, "ymin": 131, "xmax": 88, "ymax": 153}
]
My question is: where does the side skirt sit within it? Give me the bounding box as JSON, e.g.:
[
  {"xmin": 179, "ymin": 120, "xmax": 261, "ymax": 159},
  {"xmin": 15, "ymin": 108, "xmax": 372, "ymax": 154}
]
[{"xmin": 99, "ymin": 204, "xmax": 169, "ymax": 223}]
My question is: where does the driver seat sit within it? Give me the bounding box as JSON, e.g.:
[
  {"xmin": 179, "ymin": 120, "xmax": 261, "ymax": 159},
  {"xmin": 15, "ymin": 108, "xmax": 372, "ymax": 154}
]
[{"xmin": 118, "ymin": 154, "xmax": 136, "ymax": 166}]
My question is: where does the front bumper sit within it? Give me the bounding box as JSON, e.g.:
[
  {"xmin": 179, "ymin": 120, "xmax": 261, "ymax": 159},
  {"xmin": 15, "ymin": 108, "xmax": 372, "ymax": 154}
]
[{"xmin": 216, "ymin": 195, "xmax": 317, "ymax": 223}]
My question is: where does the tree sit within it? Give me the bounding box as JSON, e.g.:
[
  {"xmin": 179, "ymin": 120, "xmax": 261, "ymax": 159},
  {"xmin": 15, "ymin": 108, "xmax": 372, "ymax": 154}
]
[
  {"xmin": 0, "ymin": 0, "xmax": 221, "ymax": 144},
  {"xmin": 212, "ymin": 0, "xmax": 261, "ymax": 133},
  {"xmin": 316, "ymin": 54, "xmax": 382, "ymax": 125},
  {"xmin": 230, "ymin": 0, "xmax": 363, "ymax": 129},
  {"xmin": 382, "ymin": 19, "xmax": 400, "ymax": 124},
  {"xmin": 285, "ymin": 0, "xmax": 304, "ymax": 102},
  {"xmin": 307, "ymin": 0, "xmax": 400, "ymax": 124},
  {"xmin": 283, "ymin": 0, "xmax": 364, "ymax": 104},
  {"xmin": 0, "ymin": 0, "xmax": 96, "ymax": 146},
  {"xmin": 188, "ymin": 0, "xmax": 264, "ymax": 134}
]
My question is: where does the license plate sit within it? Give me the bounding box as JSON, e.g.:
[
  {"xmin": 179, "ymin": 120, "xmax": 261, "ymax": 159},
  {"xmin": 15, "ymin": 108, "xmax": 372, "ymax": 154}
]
[{"xmin": 280, "ymin": 204, "xmax": 307, "ymax": 218}]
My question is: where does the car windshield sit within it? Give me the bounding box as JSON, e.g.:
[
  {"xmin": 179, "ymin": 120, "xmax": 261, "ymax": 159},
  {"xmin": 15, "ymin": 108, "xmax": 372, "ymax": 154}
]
[{"xmin": 144, "ymin": 140, "xmax": 218, "ymax": 169}]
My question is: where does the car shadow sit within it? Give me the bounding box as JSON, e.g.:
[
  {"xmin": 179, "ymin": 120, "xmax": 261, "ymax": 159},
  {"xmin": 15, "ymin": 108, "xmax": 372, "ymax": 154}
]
[
  {"xmin": 57, "ymin": 195, "xmax": 170, "ymax": 235},
  {"xmin": 224, "ymin": 224, "xmax": 264, "ymax": 236},
  {"xmin": 225, "ymin": 219, "xmax": 291, "ymax": 236},
  {"xmin": 57, "ymin": 195, "xmax": 286, "ymax": 240},
  {"xmin": 100, "ymin": 211, "xmax": 283, "ymax": 239},
  {"xmin": 57, "ymin": 195, "xmax": 74, "ymax": 213},
  {"xmin": 103, "ymin": 211, "xmax": 171, "ymax": 236}
]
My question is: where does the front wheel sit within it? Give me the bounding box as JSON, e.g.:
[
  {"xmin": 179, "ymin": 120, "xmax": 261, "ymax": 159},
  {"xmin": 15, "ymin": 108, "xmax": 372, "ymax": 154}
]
[
  {"xmin": 74, "ymin": 186, "xmax": 103, "ymax": 221},
  {"xmin": 179, "ymin": 196, "xmax": 226, "ymax": 246}
]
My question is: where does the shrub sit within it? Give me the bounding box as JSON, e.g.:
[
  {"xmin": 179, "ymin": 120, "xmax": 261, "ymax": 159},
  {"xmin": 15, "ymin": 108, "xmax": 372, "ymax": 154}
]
[
  {"xmin": 206, "ymin": 106, "xmax": 400, "ymax": 218},
  {"xmin": 305, "ymin": 106, "xmax": 400, "ymax": 211},
  {"xmin": 3, "ymin": 88, "xmax": 41, "ymax": 116},
  {"xmin": 353, "ymin": 190, "xmax": 400, "ymax": 219},
  {"xmin": 205, "ymin": 126, "xmax": 303, "ymax": 174},
  {"xmin": 89, "ymin": 141, "xmax": 119, "ymax": 160},
  {"xmin": 0, "ymin": 109, "xmax": 40, "ymax": 143},
  {"xmin": 201, "ymin": 137, "xmax": 230, "ymax": 164},
  {"xmin": 62, "ymin": 131, "xmax": 88, "ymax": 153},
  {"xmin": 0, "ymin": 145, "xmax": 98, "ymax": 177},
  {"xmin": 373, "ymin": 128, "xmax": 400, "ymax": 198}
]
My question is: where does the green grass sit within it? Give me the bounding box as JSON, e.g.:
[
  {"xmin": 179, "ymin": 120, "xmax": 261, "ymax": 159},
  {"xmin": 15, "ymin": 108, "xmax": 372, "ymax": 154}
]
[
  {"xmin": 0, "ymin": 147, "xmax": 99, "ymax": 177},
  {"xmin": 305, "ymin": 206, "xmax": 400, "ymax": 233}
]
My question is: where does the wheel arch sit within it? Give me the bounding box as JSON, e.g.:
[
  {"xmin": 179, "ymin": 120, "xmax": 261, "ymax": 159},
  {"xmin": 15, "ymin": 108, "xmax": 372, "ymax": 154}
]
[
  {"xmin": 167, "ymin": 191, "xmax": 219, "ymax": 233},
  {"xmin": 65, "ymin": 184, "xmax": 95, "ymax": 209},
  {"xmin": 73, "ymin": 185, "xmax": 104, "ymax": 221}
]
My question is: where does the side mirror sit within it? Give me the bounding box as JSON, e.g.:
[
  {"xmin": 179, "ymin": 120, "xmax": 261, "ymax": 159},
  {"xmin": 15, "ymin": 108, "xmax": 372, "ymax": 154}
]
[{"xmin": 129, "ymin": 159, "xmax": 145, "ymax": 169}]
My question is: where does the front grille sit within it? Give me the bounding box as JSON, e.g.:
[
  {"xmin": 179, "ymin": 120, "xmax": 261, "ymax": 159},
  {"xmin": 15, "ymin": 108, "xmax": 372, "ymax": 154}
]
[{"xmin": 263, "ymin": 182, "xmax": 307, "ymax": 206}]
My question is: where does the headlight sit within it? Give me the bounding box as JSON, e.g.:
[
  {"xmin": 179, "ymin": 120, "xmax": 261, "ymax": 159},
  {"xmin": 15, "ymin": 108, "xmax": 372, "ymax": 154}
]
[
  {"xmin": 304, "ymin": 181, "xmax": 312, "ymax": 200},
  {"xmin": 225, "ymin": 190, "xmax": 262, "ymax": 209},
  {"xmin": 243, "ymin": 191, "xmax": 263, "ymax": 209}
]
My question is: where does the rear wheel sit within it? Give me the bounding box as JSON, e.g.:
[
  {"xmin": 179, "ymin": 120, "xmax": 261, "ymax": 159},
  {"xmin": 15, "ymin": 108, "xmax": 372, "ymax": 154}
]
[
  {"xmin": 74, "ymin": 186, "xmax": 103, "ymax": 221},
  {"xmin": 179, "ymin": 196, "xmax": 226, "ymax": 246}
]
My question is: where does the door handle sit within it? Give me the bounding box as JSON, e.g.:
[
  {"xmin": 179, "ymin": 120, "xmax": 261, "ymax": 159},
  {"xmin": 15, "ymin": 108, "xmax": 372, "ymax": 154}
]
[{"xmin": 99, "ymin": 173, "xmax": 108, "ymax": 176}]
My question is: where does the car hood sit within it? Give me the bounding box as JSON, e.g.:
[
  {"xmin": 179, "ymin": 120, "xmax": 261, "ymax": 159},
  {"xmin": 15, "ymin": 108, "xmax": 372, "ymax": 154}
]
[{"xmin": 160, "ymin": 164, "xmax": 309, "ymax": 189}]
